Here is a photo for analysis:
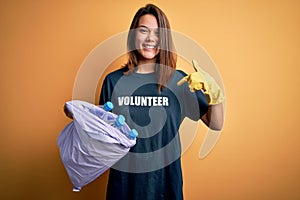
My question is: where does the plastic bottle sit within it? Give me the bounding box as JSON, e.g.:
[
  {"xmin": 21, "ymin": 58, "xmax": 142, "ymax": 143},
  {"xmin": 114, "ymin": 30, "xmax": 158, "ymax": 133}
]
[
  {"xmin": 113, "ymin": 115, "xmax": 138, "ymax": 139},
  {"xmin": 102, "ymin": 101, "xmax": 114, "ymax": 112},
  {"xmin": 129, "ymin": 129, "xmax": 138, "ymax": 139},
  {"xmin": 98, "ymin": 102, "xmax": 138, "ymax": 140},
  {"xmin": 111, "ymin": 114, "xmax": 126, "ymax": 128},
  {"xmin": 96, "ymin": 101, "xmax": 114, "ymax": 120}
]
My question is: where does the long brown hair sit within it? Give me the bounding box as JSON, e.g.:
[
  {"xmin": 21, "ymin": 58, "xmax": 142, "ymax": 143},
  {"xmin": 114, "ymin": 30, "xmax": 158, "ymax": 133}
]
[{"xmin": 125, "ymin": 4, "xmax": 177, "ymax": 92}]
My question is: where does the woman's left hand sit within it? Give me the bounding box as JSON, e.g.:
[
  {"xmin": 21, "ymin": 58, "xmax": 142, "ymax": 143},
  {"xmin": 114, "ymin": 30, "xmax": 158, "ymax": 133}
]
[{"xmin": 177, "ymin": 59, "xmax": 224, "ymax": 105}]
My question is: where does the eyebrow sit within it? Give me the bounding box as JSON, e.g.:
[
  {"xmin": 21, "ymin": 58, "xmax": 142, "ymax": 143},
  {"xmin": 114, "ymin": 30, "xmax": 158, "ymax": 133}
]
[
  {"xmin": 138, "ymin": 25, "xmax": 158, "ymax": 30},
  {"xmin": 138, "ymin": 25, "xmax": 149, "ymax": 29}
]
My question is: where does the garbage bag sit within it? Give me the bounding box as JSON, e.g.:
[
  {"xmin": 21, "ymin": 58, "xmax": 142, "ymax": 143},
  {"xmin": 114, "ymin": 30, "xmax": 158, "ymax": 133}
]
[{"xmin": 57, "ymin": 100, "xmax": 136, "ymax": 192}]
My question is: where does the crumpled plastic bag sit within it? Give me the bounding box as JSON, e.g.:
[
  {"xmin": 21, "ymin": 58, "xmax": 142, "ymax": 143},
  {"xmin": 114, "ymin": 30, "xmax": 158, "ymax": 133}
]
[{"xmin": 57, "ymin": 100, "xmax": 136, "ymax": 192}]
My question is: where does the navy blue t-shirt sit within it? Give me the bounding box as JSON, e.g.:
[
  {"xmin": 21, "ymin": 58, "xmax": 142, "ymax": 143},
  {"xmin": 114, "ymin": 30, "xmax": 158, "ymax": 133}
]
[{"xmin": 99, "ymin": 67, "xmax": 208, "ymax": 200}]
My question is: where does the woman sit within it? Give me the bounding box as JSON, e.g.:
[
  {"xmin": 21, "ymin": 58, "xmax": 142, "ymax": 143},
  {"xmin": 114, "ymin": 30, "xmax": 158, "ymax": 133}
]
[{"xmin": 99, "ymin": 4, "xmax": 224, "ymax": 200}]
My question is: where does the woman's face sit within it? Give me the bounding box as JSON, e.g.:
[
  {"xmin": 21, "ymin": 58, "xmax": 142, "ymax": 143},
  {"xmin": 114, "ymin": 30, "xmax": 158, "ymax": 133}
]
[{"xmin": 135, "ymin": 14, "xmax": 160, "ymax": 63}]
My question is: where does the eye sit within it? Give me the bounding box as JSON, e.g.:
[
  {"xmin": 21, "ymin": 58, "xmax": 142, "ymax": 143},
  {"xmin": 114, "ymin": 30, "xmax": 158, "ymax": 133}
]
[{"xmin": 138, "ymin": 27, "xmax": 149, "ymax": 34}]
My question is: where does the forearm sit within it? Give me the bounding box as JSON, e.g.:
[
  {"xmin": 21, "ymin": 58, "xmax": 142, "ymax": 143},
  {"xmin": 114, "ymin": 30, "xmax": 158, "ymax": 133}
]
[{"xmin": 201, "ymin": 103, "xmax": 224, "ymax": 131}]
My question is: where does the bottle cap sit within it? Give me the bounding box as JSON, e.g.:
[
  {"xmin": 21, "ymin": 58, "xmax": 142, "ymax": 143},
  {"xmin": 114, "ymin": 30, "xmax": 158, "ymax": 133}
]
[
  {"xmin": 129, "ymin": 129, "xmax": 138, "ymax": 139},
  {"xmin": 114, "ymin": 115, "xmax": 125, "ymax": 127},
  {"xmin": 103, "ymin": 101, "xmax": 113, "ymax": 111}
]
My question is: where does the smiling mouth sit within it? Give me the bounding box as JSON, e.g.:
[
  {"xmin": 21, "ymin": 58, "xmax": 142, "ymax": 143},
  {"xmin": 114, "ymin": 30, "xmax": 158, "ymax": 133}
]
[{"xmin": 142, "ymin": 44, "xmax": 158, "ymax": 49}]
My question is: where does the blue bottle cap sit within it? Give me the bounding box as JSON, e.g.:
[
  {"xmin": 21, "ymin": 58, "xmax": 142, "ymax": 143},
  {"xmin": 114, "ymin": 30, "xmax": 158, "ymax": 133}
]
[
  {"xmin": 103, "ymin": 101, "xmax": 113, "ymax": 111},
  {"xmin": 114, "ymin": 115, "xmax": 125, "ymax": 127},
  {"xmin": 129, "ymin": 129, "xmax": 138, "ymax": 139}
]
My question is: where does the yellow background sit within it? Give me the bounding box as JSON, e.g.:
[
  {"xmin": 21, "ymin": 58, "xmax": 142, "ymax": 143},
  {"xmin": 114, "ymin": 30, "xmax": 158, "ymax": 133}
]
[{"xmin": 1, "ymin": 0, "xmax": 299, "ymax": 199}]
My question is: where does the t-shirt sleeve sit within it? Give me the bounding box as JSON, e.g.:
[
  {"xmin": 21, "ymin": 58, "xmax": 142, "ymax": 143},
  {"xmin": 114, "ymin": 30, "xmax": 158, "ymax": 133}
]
[
  {"xmin": 177, "ymin": 70, "xmax": 209, "ymax": 121},
  {"xmin": 99, "ymin": 66, "xmax": 128, "ymax": 105},
  {"xmin": 183, "ymin": 87, "xmax": 209, "ymax": 120},
  {"xmin": 99, "ymin": 68, "xmax": 126, "ymax": 105},
  {"xmin": 99, "ymin": 76, "xmax": 113, "ymax": 105}
]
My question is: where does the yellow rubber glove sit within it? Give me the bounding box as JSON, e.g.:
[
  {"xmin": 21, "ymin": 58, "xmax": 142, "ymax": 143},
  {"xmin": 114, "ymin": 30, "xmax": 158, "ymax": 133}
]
[{"xmin": 177, "ymin": 59, "xmax": 224, "ymax": 105}]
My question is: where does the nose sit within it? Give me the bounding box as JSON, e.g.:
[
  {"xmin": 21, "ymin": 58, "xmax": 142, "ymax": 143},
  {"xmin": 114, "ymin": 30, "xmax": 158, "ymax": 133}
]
[{"xmin": 146, "ymin": 30, "xmax": 158, "ymax": 42}]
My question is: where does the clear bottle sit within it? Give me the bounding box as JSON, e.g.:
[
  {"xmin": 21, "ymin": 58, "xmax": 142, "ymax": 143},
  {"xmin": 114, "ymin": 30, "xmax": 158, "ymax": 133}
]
[
  {"xmin": 102, "ymin": 101, "xmax": 114, "ymax": 112},
  {"xmin": 96, "ymin": 101, "xmax": 114, "ymax": 121},
  {"xmin": 113, "ymin": 115, "xmax": 138, "ymax": 139},
  {"xmin": 128, "ymin": 129, "xmax": 138, "ymax": 139},
  {"xmin": 111, "ymin": 114, "xmax": 125, "ymax": 128},
  {"xmin": 98, "ymin": 102, "xmax": 138, "ymax": 140}
]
